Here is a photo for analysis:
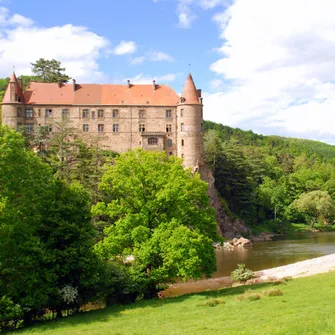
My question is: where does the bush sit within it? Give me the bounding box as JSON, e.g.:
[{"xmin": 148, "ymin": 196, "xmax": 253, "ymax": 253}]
[
  {"xmin": 0, "ymin": 296, "xmax": 24, "ymax": 331},
  {"xmin": 231, "ymin": 264, "xmax": 255, "ymax": 282}
]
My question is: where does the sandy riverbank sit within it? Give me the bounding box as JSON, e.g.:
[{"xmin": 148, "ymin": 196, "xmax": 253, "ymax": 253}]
[{"xmin": 163, "ymin": 253, "xmax": 335, "ymax": 297}]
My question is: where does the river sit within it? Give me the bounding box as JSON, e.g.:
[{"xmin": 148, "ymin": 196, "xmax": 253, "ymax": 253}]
[{"xmin": 164, "ymin": 231, "xmax": 335, "ymax": 297}]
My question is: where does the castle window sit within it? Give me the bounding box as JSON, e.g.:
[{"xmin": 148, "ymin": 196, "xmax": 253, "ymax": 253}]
[
  {"xmin": 91, "ymin": 111, "xmax": 95, "ymax": 120},
  {"xmin": 139, "ymin": 110, "xmax": 145, "ymax": 119},
  {"xmin": 38, "ymin": 109, "xmax": 41, "ymax": 117},
  {"xmin": 148, "ymin": 137, "xmax": 158, "ymax": 145},
  {"xmin": 62, "ymin": 109, "xmax": 69, "ymax": 119},
  {"xmin": 180, "ymin": 109, "xmax": 184, "ymax": 117},
  {"xmin": 83, "ymin": 124, "xmax": 89, "ymax": 132},
  {"xmin": 17, "ymin": 108, "xmax": 22, "ymax": 117},
  {"xmin": 180, "ymin": 123, "xmax": 184, "ymax": 131},
  {"xmin": 45, "ymin": 109, "xmax": 52, "ymax": 118},
  {"xmin": 26, "ymin": 124, "xmax": 34, "ymax": 133},
  {"xmin": 98, "ymin": 109, "xmax": 104, "ymax": 118},
  {"xmin": 47, "ymin": 125, "xmax": 52, "ymax": 132},
  {"xmin": 169, "ymin": 152, "xmax": 173, "ymax": 155},
  {"xmin": 167, "ymin": 139, "xmax": 173, "ymax": 147},
  {"xmin": 181, "ymin": 139, "xmax": 184, "ymax": 146},
  {"xmin": 181, "ymin": 154, "xmax": 184, "ymax": 159},
  {"xmin": 113, "ymin": 109, "xmax": 119, "ymax": 118},
  {"xmin": 98, "ymin": 124, "xmax": 104, "ymax": 132},
  {"xmin": 139, "ymin": 124, "xmax": 145, "ymax": 132},
  {"xmin": 166, "ymin": 124, "xmax": 172, "ymax": 133},
  {"xmin": 82, "ymin": 109, "xmax": 89, "ymax": 118},
  {"xmin": 166, "ymin": 110, "xmax": 172, "ymax": 119},
  {"xmin": 113, "ymin": 124, "xmax": 119, "ymax": 133},
  {"xmin": 25, "ymin": 109, "xmax": 33, "ymax": 118}
]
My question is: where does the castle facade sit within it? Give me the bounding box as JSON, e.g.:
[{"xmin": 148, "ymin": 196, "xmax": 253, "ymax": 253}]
[{"xmin": 1, "ymin": 73, "xmax": 204, "ymax": 169}]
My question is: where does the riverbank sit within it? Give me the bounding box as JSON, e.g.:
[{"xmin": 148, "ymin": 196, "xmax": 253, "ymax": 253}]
[{"xmin": 163, "ymin": 253, "xmax": 335, "ymax": 297}]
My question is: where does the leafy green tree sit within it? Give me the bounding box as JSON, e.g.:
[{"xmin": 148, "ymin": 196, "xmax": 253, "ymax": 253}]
[
  {"xmin": 92, "ymin": 149, "xmax": 217, "ymax": 298},
  {"xmin": 0, "ymin": 127, "xmax": 101, "ymax": 324},
  {"xmin": 31, "ymin": 58, "xmax": 71, "ymax": 83},
  {"xmin": 293, "ymin": 190, "xmax": 335, "ymax": 227}
]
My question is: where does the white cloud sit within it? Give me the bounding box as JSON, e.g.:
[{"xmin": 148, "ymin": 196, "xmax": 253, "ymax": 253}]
[
  {"xmin": 206, "ymin": 0, "xmax": 335, "ymax": 144},
  {"xmin": 159, "ymin": 0, "xmax": 225, "ymax": 28},
  {"xmin": 113, "ymin": 40, "xmax": 136, "ymax": 55},
  {"xmin": 130, "ymin": 56, "xmax": 146, "ymax": 65},
  {"xmin": 0, "ymin": 7, "xmax": 110, "ymax": 83},
  {"xmin": 177, "ymin": 0, "xmax": 197, "ymax": 28},
  {"xmin": 130, "ymin": 51, "xmax": 174, "ymax": 65},
  {"xmin": 210, "ymin": 78, "xmax": 223, "ymax": 90},
  {"xmin": 119, "ymin": 73, "xmax": 178, "ymax": 85},
  {"xmin": 150, "ymin": 51, "xmax": 174, "ymax": 62},
  {"xmin": 8, "ymin": 14, "xmax": 34, "ymax": 26}
]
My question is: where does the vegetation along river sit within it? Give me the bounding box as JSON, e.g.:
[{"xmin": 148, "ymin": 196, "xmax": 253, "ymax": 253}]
[{"xmin": 164, "ymin": 231, "xmax": 335, "ymax": 297}]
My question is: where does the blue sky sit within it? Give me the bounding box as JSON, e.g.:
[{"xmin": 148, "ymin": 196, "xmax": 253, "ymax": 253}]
[{"xmin": 1, "ymin": 0, "xmax": 335, "ymax": 144}]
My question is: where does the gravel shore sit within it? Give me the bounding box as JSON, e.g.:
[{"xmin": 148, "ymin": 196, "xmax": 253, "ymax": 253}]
[{"xmin": 257, "ymin": 253, "xmax": 335, "ymax": 280}]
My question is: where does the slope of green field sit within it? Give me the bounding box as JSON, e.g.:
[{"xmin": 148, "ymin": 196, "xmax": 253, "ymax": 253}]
[{"xmin": 18, "ymin": 271, "xmax": 335, "ymax": 335}]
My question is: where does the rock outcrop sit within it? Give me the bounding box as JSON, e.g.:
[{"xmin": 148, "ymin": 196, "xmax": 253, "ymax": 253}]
[{"xmin": 199, "ymin": 166, "xmax": 251, "ymax": 238}]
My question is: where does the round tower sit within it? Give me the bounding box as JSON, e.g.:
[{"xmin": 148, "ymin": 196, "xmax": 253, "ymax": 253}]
[
  {"xmin": 1, "ymin": 73, "xmax": 23, "ymax": 128},
  {"xmin": 176, "ymin": 74, "xmax": 204, "ymax": 170}
]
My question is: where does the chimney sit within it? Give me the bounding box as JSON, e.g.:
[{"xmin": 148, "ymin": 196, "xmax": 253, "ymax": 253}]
[
  {"xmin": 19, "ymin": 78, "xmax": 23, "ymax": 90},
  {"xmin": 72, "ymin": 79, "xmax": 76, "ymax": 92},
  {"xmin": 196, "ymin": 89, "xmax": 202, "ymax": 98},
  {"xmin": 127, "ymin": 80, "xmax": 131, "ymax": 88},
  {"xmin": 153, "ymin": 80, "xmax": 156, "ymax": 91}
]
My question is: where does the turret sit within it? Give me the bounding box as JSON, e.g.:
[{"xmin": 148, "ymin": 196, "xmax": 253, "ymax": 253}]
[
  {"xmin": 176, "ymin": 74, "xmax": 204, "ymax": 170},
  {"xmin": 1, "ymin": 72, "xmax": 24, "ymax": 128}
]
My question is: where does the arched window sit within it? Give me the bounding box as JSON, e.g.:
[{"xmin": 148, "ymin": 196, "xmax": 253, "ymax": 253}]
[{"xmin": 148, "ymin": 137, "xmax": 158, "ymax": 145}]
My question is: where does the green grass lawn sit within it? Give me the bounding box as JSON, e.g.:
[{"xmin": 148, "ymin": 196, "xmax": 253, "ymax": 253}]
[{"xmin": 17, "ymin": 272, "xmax": 335, "ymax": 335}]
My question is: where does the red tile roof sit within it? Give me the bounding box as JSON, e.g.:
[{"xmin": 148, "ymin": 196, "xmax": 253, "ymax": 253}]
[{"xmin": 22, "ymin": 82, "xmax": 180, "ymax": 106}]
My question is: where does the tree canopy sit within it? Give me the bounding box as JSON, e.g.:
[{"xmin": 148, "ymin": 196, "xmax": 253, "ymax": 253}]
[
  {"xmin": 31, "ymin": 58, "xmax": 71, "ymax": 83},
  {"xmin": 92, "ymin": 149, "xmax": 218, "ymax": 297}
]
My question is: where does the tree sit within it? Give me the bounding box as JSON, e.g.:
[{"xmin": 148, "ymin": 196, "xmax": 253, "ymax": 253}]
[
  {"xmin": 0, "ymin": 127, "xmax": 100, "ymax": 325},
  {"xmin": 92, "ymin": 149, "xmax": 217, "ymax": 298},
  {"xmin": 31, "ymin": 58, "xmax": 71, "ymax": 83},
  {"xmin": 293, "ymin": 190, "xmax": 335, "ymax": 227}
]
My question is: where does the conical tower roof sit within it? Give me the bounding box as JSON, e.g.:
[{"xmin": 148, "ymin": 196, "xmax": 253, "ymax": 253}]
[
  {"xmin": 2, "ymin": 72, "xmax": 24, "ymax": 103},
  {"xmin": 181, "ymin": 73, "xmax": 200, "ymax": 105}
]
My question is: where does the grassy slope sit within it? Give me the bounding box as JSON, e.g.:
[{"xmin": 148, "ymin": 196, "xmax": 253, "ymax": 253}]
[{"xmin": 18, "ymin": 271, "xmax": 335, "ymax": 335}]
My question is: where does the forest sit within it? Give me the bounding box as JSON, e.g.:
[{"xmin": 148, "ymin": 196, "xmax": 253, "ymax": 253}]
[{"xmin": 204, "ymin": 120, "xmax": 335, "ymax": 232}]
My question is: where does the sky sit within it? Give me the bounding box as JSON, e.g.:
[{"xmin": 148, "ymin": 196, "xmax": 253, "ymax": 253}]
[{"xmin": 1, "ymin": 0, "xmax": 335, "ymax": 145}]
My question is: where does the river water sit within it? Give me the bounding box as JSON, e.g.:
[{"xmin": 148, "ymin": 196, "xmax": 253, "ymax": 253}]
[
  {"xmin": 164, "ymin": 231, "xmax": 335, "ymax": 297},
  {"xmin": 214, "ymin": 231, "xmax": 335, "ymax": 277}
]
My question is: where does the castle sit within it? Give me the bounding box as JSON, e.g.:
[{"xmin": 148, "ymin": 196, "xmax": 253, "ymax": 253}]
[{"xmin": 1, "ymin": 73, "xmax": 204, "ymax": 169}]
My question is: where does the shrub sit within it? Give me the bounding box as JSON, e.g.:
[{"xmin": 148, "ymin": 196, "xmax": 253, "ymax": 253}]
[
  {"xmin": 231, "ymin": 264, "xmax": 255, "ymax": 282},
  {"xmin": 0, "ymin": 296, "xmax": 24, "ymax": 331}
]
